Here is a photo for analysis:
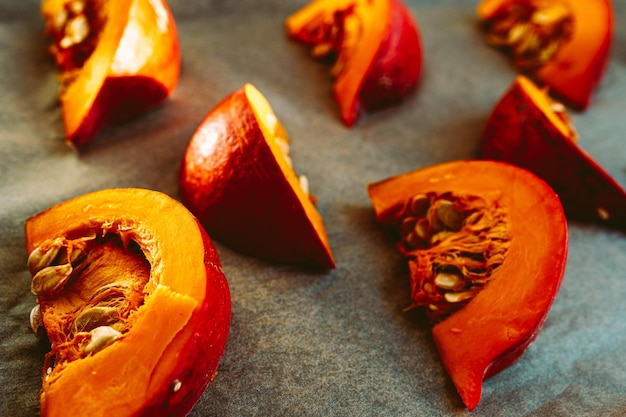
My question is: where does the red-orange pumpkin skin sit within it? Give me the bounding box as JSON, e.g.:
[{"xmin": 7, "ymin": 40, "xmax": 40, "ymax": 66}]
[{"xmin": 180, "ymin": 84, "xmax": 335, "ymax": 269}]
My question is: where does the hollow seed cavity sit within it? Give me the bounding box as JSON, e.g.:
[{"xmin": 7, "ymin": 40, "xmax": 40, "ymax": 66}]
[
  {"xmin": 482, "ymin": 0, "xmax": 574, "ymax": 69},
  {"xmin": 399, "ymin": 192, "xmax": 511, "ymax": 321}
]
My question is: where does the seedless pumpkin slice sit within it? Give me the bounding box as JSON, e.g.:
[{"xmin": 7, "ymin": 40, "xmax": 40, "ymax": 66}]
[
  {"xmin": 367, "ymin": 160, "xmax": 568, "ymax": 410},
  {"xmin": 180, "ymin": 83, "xmax": 335, "ymax": 269},
  {"xmin": 25, "ymin": 188, "xmax": 231, "ymax": 417},
  {"xmin": 481, "ymin": 75, "xmax": 626, "ymax": 232}
]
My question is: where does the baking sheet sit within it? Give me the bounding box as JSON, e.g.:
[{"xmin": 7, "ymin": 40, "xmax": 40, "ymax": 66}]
[{"xmin": 1, "ymin": 1, "xmax": 626, "ymax": 416}]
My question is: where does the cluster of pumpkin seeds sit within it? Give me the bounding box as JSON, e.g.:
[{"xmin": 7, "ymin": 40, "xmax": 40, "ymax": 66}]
[
  {"xmin": 45, "ymin": 0, "xmax": 104, "ymax": 83},
  {"xmin": 28, "ymin": 232, "xmax": 97, "ymax": 298},
  {"xmin": 302, "ymin": 5, "xmax": 359, "ymax": 78},
  {"xmin": 482, "ymin": 0, "xmax": 574, "ymax": 69},
  {"xmin": 396, "ymin": 192, "xmax": 511, "ymax": 321},
  {"xmin": 27, "ymin": 229, "xmax": 150, "ymax": 372}
]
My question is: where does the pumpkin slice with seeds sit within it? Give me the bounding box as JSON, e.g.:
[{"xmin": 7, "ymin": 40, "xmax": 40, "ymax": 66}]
[
  {"xmin": 367, "ymin": 160, "xmax": 568, "ymax": 410},
  {"xmin": 41, "ymin": 0, "xmax": 180, "ymax": 148},
  {"xmin": 25, "ymin": 188, "xmax": 231, "ymax": 417},
  {"xmin": 286, "ymin": 0, "xmax": 423, "ymax": 126},
  {"xmin": 478, "ymin": 0, "xmax": 613, "ymax": 109}
]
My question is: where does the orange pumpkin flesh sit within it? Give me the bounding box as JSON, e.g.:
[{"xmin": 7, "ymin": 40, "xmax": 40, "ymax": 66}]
[
  {"xmin": 286, "ymin": 0, "xmax": 422, "ymax": 126},
  {"xmin": 42, "ymin": 0, "xmax": 181, "ymax": 148},
  {"xmin": 367, "ymin": 160, "xmax": 568, "ymax": 410},
  {"xmin": 25, "ymin": 188, "xmax": 231, "ymax": 417},
  {"xmin": 481, "ymin": 75, "xmax": 626, "ymax": 232},
  {"xmin": 478, "ymin": 0, "xmax": 613, "ymax": 109},
  {"xmin": 180, "ymin": 83, "xmax": 335, "ymax": 269}
]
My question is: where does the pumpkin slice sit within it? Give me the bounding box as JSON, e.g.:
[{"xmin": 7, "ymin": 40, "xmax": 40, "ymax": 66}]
[
  {"xmin": 481, "ymin": 75, "xmax": 626, "ymax": 232},
  {"xmin": 42, "ymin": 0, "xmax": 180, "ymax": 148},
  {"xmin": 180, "ymin": 83, "xmax": 335, "ymax": 269},
  {"xmin": 25, "ymin": 188, "xmax": 231, "ymax": 416},
  {"xmin": 367, "ymin": 160, "xmax": 568, "ymax": 410},
  {"xmin": 478, "ymin": 0, "xmax": 613, "ymax": 109},
  {"xmin": 286, "ymin": 0, "xmax": 423, "ymax": 126}
]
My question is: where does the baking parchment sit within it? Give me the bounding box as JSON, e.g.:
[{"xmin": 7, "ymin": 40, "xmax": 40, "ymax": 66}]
[{"xmin": 1, "ymin": 1, "xmax": 625, "ymax": 416}]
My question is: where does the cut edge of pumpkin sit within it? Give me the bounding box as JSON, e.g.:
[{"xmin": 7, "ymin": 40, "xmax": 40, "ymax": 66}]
[{"xmin": 244, "ymin": 83, "xmax": 336, "ymax": 268}]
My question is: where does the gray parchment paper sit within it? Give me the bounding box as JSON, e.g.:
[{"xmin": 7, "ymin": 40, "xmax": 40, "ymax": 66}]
[{"xmin": 1, "ymin": 1, "xmax": 625, "ymax": 416}]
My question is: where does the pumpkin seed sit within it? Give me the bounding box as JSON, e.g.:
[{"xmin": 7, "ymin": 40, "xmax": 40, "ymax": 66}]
[
  {"xmin": 531, "ymin": 4, "xmax": 569, "ymax": 25},
  {"xmin": 31, "ymin": 263, "xmax": 73, "ymax": 296},
  {"xmin": 596, "ymin": 207, "xmax": 610, "ymax": 221},
  {"xmin": 299, "ymin": 175, "xmax": 310, "ymax": 195},
  {"xmin": 400, "ymin": 216, "xmax": 417, "ymax": 236},
  {"xmin": 404, "ymin": 230, "xmax": 423, "ymax": 249},
  {"xmin": 436, "ymin": 200, "xmax": 464, "ymax": 231},
  {"xmin": 170, "ymin": 379, "xmax": 182, "ymax": 393},
  {"xmin": 74, "ymin": 306, "xmax": 120, "ymax": 334},
  {"xmin": 434, "ymin": 271, "xmax": 466, "ymax": 291},
  {"xmin": 444, "ymin": 291, "xmax": 475, "ymax": 303},
  {"xmin": 507, "ymin": 22, "xmax": 529, "ymax": 44},
  {"xmin": 413, "ymin": 218, "xmax": 431, "ymax": 241},
  {"xmin": 29, "ymin": 304, "xmax": 44, "ymax": 337},
  {"xmin": 464, "ymin": 211, "xmax": 484, "ymax": 226},
  {"xmin": 84, "ymin": 326, "xmax": 121, "ymax": 354},
  {"xmin": 69, "ymin": 0, "xmax": 85, "ymax": 15},
  {"xmin": 312, "ymin": 42, "xmax": 333, "ymax": 58},
  {"xmin": 53, "ymin": 7, "xmax": 68, "ymax": 30},
  {"xmin": 409, "ymin": 194, "xmax": 430, "ymax": 217},
  {"xmin": 60, "ymin": 14, "xmax": 89, "ymax": 49},
  {"xmin": 27, "ymin": 238, "xmax": 63, "ymax": 275}
]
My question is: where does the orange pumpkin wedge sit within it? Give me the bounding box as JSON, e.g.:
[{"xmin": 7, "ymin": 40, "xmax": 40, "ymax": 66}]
[
  {"xmin": 481, "ymin": 75, "xmax": 626, "ymax": 232},
  {"xmin": 478, "ymin": 0, "xmax": 613, "ymax": 109},
  {"xmin": 25, "ymin": 188, "xmax": 231, "ymax": 416},
  {"xmin": 367, "ymin": 160, "xmax": 568, "ymax": 410},
  {"xmin": 286, "ymin": 0, "xmax": 423, "ymax": 126},
  {"xmin": 180, "ymin": 83, "xmax": 335, "ymax": 269},
  {"xmin": 42, "ymin": 0, "xmax": 181, "ymax": 148}
]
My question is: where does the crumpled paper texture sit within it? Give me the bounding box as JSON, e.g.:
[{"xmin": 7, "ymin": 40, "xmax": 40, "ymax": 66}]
[{"xmin": 1, "ymin": 1, "xmax": 625, "ymax": 416}]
